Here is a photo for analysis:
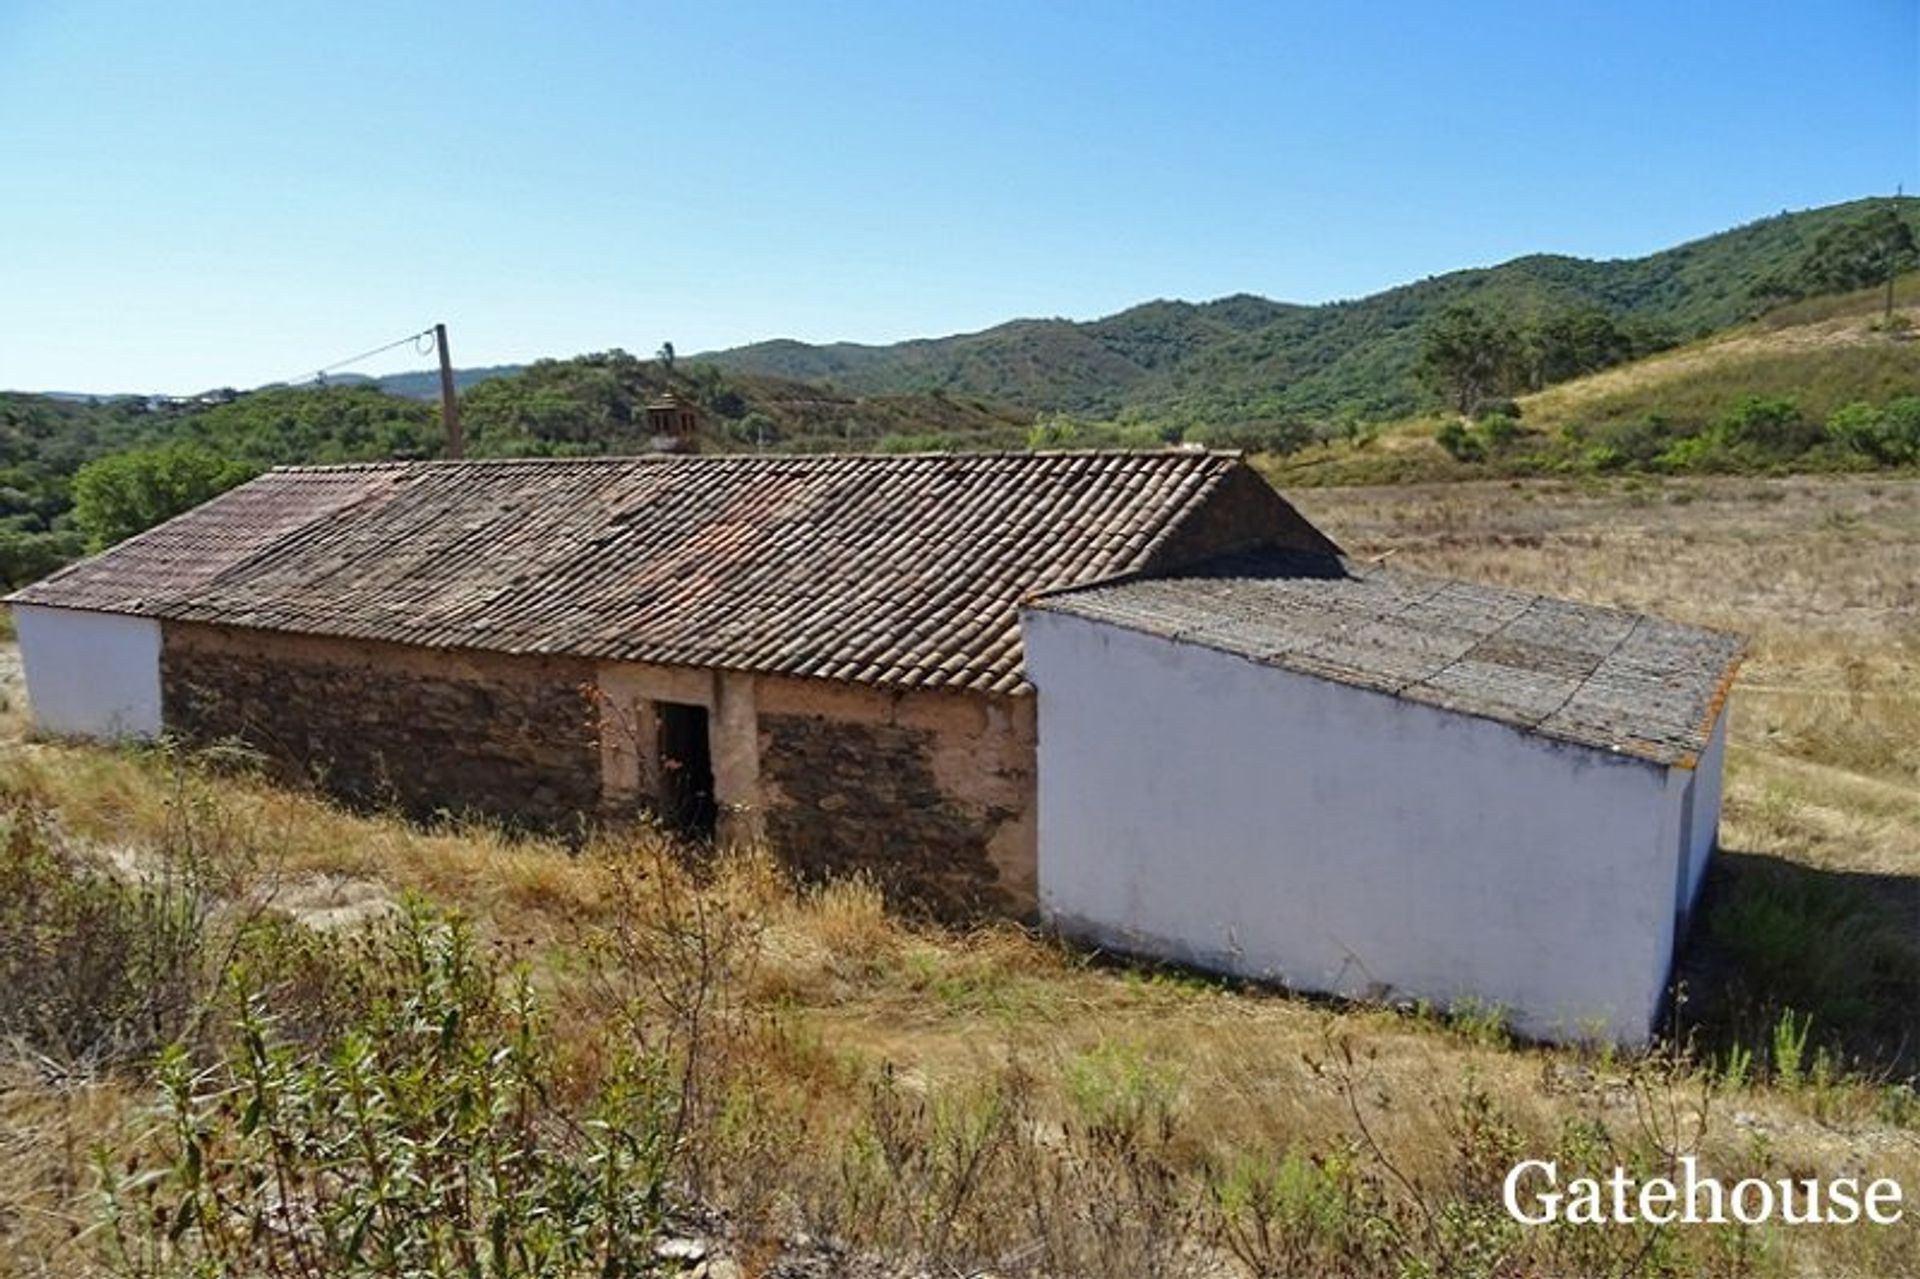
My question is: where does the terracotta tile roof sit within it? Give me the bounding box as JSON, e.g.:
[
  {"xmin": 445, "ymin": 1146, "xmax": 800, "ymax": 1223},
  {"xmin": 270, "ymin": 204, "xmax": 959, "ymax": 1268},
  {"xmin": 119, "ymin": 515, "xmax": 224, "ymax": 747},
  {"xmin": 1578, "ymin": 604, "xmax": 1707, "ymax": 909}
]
[
  {"xmin": 5, "ymin": 466, "xmax": 410, "ymax": 615},
  {"xmin": 1027, "ymin": 548, "xmax": 1743, "ymax": 765},
  {"xmin": 9, "ymin": 452, "xmax": 1327, "ymax": 694}
]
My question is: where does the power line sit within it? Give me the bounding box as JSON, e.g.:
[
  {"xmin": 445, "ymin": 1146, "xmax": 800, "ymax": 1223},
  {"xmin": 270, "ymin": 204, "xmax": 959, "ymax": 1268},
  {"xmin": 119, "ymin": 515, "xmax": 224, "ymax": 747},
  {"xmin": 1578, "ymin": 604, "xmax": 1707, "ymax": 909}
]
[{"xmin": 272, "ymin": 327, "xmax": 437, "ymax": 389}]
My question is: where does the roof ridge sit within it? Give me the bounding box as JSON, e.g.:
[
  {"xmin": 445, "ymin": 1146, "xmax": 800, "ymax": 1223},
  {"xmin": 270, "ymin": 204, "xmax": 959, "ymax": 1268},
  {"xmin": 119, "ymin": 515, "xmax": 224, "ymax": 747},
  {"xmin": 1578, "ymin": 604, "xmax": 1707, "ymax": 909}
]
[
  {"xmin": 16, "ymin": 447, "xmax": 1304, "ymax": 694},
  {"xmin": 267, "ymin": 448, "xmax": 1241, "ymax": 475}
]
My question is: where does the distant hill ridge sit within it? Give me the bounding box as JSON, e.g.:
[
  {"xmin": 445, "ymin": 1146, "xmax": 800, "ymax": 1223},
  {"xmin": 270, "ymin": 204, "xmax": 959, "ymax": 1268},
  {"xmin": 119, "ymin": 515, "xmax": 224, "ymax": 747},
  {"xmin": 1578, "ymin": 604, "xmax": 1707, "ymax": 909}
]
[
  {"xmin": 11, "ymin": 197, "xmax": 1909, "ymax": 427},
  {"xmin": 698, "ymin": 197, "xmax": 1918, "ymax": 423}
]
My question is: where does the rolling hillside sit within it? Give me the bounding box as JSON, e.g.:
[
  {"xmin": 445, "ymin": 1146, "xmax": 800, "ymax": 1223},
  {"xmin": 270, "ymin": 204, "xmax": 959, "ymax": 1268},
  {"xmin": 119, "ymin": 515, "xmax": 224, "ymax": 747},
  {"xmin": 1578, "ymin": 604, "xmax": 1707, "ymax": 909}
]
[
  {"xmin": 0, "ymin": 354, "xmax": 1036, "ymax": 586},
  {"xmin": 8, "ymin": 196, "xmax": 1917, "ymax": 589},
  {"xmin": 1266, "ymin": 271, "xmax": 1920, "ymax": 486},
  {"xmin": 706, "ymin": 197, "xmax": 1917, "ymax": 423}
]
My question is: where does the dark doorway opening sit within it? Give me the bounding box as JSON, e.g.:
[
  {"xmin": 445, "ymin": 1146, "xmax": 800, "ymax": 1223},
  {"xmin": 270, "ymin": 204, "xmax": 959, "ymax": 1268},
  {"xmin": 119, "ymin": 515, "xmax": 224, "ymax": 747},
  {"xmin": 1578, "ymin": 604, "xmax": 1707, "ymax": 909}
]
[{"xmin": 656, "ymin": 702, "xmax": 717, "ymax": 840}]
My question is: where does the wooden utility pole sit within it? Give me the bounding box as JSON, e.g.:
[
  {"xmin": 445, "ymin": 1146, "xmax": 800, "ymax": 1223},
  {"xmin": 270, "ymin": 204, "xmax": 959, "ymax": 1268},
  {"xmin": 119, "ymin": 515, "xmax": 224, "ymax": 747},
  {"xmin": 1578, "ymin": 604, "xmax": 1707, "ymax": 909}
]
[
  {"xmin": 435, "ymin": 322, "xmax": 464, "ymax": 459},
  {"xmin": 1889, "ymin": 186, "xmax": 1906, "ymax": 325}
]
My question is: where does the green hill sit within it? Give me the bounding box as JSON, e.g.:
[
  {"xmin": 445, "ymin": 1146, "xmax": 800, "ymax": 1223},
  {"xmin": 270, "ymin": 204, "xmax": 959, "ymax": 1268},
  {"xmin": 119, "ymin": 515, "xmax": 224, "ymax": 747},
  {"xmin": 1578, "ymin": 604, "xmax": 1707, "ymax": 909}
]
[
  {"xmin": 7, "ymin": 195, "xmax": 1918, "ymax": 588},
  {"xmin": 705, "ymin": 197, "xmax": 1918, "ymax": 424},
  {"xmin": 1265, "ymin": 270, "xmax": 1920, "ymax": 486},
  {"xmin": 0, "ymin": 355, "xmax": 1033, "ymax": 587}
]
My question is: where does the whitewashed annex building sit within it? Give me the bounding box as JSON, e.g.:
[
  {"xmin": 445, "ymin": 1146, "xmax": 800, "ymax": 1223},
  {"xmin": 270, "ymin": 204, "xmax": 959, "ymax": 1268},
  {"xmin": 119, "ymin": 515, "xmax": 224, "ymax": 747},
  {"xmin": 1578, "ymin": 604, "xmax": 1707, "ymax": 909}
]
[{"xmin": 7, "ymin": 452, "xmax": 1740, "ymax": 1043}]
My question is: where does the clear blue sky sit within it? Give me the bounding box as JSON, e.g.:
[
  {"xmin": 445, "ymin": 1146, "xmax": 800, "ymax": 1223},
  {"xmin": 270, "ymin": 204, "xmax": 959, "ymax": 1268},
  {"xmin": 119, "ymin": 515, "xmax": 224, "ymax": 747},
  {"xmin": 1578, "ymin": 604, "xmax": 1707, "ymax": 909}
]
[{"xmin": 2, "ymin": 1, "xmax": 1915, "ymax": 394}]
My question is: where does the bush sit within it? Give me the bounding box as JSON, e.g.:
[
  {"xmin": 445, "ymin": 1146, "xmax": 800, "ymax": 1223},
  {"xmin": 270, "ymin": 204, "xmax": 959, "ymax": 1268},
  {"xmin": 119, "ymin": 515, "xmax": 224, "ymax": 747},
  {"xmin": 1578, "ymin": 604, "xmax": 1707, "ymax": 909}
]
[
  {"xmin": 1027, "ymin": 415, "xmax": 1093, "ymax": 449},
  {"xmin": 1583, "ymin": 417, "xmax": 1673, "ymax": 467},
  {"xmin": 1718, "ymin": 395, "xmax": 1823, "ymax": 456},
  {"xmin": 1827, "ymin": 397, "xmax": 1920, "ymax": 464},
  {"xmin": 1476, "ymin": 411, "xmax": 1523, "ymax": 449},
  {"xmin": 1435, "ymin": 419, "xmax": 1486, "ymax": 462},
  {"xmin": 0, "ymin": 804, "xmax": 216, "ymax": 1071},
  {"xmin": 1653, "ymin": 434, "xmax": 1729, "ymax": 472},
  {"xmin": 104, "ymin": 904, "xmax": 677, "ymax": 1278},
  {"xmin": 0, "ymin": 526, "xmax": 84, "ymax": 590},
  {"xmin": 0, "ymin": 792, "xmax": 365, "ymax": 1074},
  {"xmin": 1192, "ymin": 418, "xmax": 1317, "ymax": 455}
]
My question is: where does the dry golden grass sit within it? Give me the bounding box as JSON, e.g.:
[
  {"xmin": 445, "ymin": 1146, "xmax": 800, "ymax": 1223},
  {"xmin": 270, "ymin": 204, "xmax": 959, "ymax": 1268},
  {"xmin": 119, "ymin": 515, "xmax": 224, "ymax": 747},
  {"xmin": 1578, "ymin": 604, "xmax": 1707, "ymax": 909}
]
[
  {"xmin": 1521, "ymin": 297, "xmax": 1920, "ymax": 434},
  {"xmin": 1, "ymin": 473, "xmax": 1916, "ymax": 1276},
  {"xmin": 1268, "ymin": 278, "xmax": 1920, "ymax": 487},
  {"xmin": 0, "ymin": 1068, "xmax": 138, "ymax": 1277}
]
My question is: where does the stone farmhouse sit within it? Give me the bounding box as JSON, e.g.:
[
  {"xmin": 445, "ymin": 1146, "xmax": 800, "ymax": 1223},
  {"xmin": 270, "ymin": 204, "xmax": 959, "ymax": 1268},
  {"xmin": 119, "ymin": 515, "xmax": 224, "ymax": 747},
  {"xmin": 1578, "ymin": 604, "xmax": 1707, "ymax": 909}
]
[{"xmin": 7, "ymin": 451, "xmax": 1740, "ymax": 1042}]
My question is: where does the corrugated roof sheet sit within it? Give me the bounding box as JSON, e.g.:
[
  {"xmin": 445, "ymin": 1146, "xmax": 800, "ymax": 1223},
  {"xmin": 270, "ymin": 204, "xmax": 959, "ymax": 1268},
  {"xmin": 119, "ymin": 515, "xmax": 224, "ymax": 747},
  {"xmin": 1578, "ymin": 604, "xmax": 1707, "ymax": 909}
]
[
  {"xmin": 8, "ymin": 452, "xmax": 1272, "ymax": 694},
  {"xmin": 1028, "ymin": 548, "xmax": 1743, "ymax": 765}
]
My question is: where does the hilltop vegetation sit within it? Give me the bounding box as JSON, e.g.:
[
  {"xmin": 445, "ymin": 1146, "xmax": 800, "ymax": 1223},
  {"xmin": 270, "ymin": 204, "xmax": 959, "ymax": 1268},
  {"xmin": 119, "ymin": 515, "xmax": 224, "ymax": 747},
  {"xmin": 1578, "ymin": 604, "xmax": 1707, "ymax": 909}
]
[
  {"xmin": 0, "ymin": 386, "xmax": 446, "ymax": 573},
  {"xmin": 0, "ymin": 359, "xmax": 1028, "ymax": 586},
  {"xmin": 457, "ymin": 349, "xmax": 1029, "ymax": 456},
  {"xmin": 709, "ymin": 197, "xmax": 1919, "ymax": 423},
  {"xmin": 6, "ymin": 197, "xmax": 1918, "ymax": 586},
  {"xmin": 1271, "ymin": 271, "xmax": 1920, "ymax": 486}
]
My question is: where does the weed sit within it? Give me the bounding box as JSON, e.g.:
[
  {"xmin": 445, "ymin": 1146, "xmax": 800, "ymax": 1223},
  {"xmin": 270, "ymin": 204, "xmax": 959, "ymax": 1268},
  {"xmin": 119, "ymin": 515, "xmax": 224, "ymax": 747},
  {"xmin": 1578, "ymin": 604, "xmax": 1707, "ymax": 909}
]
[
  {"xmin": 1064, "ymin": 1039, "xmax": 1184, "ymax": 1135},
  {"xmin": 1771, "ymin": 1009, "xmax": 1812, "ymax": 1089},
  {"xmin": 103, "ymin": 904, "xmax": 677, "ymax": 1278}
]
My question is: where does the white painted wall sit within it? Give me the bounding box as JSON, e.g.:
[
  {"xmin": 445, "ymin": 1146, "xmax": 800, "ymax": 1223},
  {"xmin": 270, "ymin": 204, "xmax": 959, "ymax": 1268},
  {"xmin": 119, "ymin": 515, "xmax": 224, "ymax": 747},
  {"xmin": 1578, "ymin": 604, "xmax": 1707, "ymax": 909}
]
[
  {"xmin": 11, "ymin": 604, "xmax": 162, "ymax": 739},
  {"xmin": 1685, "ymin": 710, "xmax": 1728, "ymax": 906},
  {"xmin": 1023, "ymin": 608, "xmax": 1688, "ymax": 1045}
]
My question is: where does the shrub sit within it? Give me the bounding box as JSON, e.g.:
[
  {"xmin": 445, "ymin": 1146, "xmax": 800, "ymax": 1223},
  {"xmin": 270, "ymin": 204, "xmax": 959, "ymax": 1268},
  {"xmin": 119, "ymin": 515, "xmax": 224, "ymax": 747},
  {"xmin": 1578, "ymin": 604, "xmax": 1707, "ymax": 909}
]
[
  {"xmin": 1026, "ymin": 415, "xmax": 1083, "ymax": 449},
  {"xmin": 1435, "ymin": 419, "xmax": 1485, "ymax": 462},
  {"xmin": 103, "ymin": 904, "xmax": 678, "ymax": 1278},
  {"xmin": 1582, "ymin": 417, "xmax": 1673, "ymax": 468},
  {"xmin": 0, "ymin": 793, "xmax": 370, "ymax": 1074},
  {"xmin": 1476, "ymin": 411, "xmax": 1523, "ymax": 449},
  {"xmin": 1718, "ymin": 394, "xmax": 1822, "ymax": 456},
  {"xmin": 0, "ymin": 804, "xmax": 215, "ymax": 1072},
  {"xmin": 1827, "ymin": 397, "xmax": 1920, "ymax": 464},
  {"xmin": 0, "ymin": 527, "xmax": 84, "ymax": 591},
  {"xmin": 1210, "ymin": 1149, "xmax": 1388, "ymax": 1277},
  {"xmin": 1653, "ymin": 434, "xmax": 1728, "ymax": 472},
  {"xmin": 1193, "ymin": 418, "xmax": 1317, "ymax": 455}
]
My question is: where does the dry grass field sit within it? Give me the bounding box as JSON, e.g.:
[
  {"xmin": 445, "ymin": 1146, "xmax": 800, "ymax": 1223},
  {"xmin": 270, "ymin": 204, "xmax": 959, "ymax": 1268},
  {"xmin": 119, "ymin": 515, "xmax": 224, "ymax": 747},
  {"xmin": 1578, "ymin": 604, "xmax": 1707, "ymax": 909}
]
[{"xmin": 0, "ymin": 474, "xmax": 1915, "ymax": 1277}]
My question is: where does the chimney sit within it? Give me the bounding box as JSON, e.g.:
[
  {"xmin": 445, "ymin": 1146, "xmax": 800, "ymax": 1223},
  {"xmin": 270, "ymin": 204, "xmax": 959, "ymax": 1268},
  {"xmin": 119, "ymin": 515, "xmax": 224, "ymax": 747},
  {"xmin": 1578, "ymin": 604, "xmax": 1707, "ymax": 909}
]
[{"xmin": 645, "ymin": 393, "xmax": 701, "ymax": 453}]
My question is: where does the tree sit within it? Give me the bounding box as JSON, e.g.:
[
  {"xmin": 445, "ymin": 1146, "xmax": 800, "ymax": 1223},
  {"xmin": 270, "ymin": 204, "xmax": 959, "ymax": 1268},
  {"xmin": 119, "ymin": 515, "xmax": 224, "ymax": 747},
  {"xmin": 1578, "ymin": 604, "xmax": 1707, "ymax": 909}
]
[
  {"xmin": 1522, "ymin": 308, "xmax": 1634, "ymax": 389},
  {"xmin": 1754, "ymin": 205, "xmax": 1920, "ymax": 315},
  {"xmin": 1418, "ymin": 305, "xmax": 1522, "ymax": 416},
  {"xmin": 70, "ymin": 444, "xmax": 257, "ymax": 550},
  {"xmin": 1799, "ymin": 206, "xmax": 1917, "ymax": 304},
  {"xmin": 0, "ymin": 527, "xmax": 83, "ymax": 590},
  {"xmin": 656, "ymin": 341, "xmax": 676, "ymax": 371}
]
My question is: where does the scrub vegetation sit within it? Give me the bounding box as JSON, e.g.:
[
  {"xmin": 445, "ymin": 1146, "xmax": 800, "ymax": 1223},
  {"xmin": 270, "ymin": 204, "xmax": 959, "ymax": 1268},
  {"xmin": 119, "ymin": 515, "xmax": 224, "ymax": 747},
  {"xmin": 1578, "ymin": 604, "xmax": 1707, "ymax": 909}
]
[
  {"xmin": 1, "ymin": 475, "xmax": 1914, "ymax": 1277},
  {"xmin": 1269, "ymin": 272, "xmax": 1920, "ymax": 487},
  {"xmin": 8, "ymin": 200, "xmax": 1920, "ymax": 592}
]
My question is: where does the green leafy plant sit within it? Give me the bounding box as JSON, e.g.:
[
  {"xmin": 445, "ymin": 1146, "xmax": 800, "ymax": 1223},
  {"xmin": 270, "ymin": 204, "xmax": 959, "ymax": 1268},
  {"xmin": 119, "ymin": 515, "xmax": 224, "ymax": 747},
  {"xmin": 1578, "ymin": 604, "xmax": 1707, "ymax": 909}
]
[
  {"xmin": 1717, "ymin": 395, "xmax": 1822, "ymax": 457},
  {"xmin": 1771, "ymin": 1009, "xmax": 1813, "ymax": 1090},
  {"xmin": 103, "ymin": 903, "xmax": 677, "ymax": 1279},
  {"xmin": 1435, "ymin": 418, "xmax": 1487, "ymax": 462},
  {"xmin": 1827, "ymin": 396, "xmax": 1920, "ymax": 463}
]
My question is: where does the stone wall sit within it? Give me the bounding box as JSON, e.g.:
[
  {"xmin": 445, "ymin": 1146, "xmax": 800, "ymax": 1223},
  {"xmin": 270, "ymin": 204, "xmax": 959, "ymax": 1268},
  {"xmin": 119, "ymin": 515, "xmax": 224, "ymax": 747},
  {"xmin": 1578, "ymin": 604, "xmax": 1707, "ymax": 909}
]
[
  {"xmin": 754, "ymin": 676, "xmax": 1037, "ymax": 919},
  {"xmin": 161, "ymin": 622, "xmax": 602, "ymax": 829},
  {"xmin": 159, "ymin": 625, "xmax": 1039, "ymax": 911}
]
